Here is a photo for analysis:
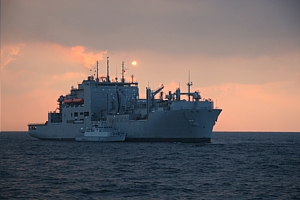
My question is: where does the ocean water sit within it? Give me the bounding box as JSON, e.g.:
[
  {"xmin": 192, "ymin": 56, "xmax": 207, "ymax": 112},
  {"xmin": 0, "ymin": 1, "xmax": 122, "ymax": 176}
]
[{"xmin": 1, "ymin": 132, "xmax": 299, "ymax": 199}]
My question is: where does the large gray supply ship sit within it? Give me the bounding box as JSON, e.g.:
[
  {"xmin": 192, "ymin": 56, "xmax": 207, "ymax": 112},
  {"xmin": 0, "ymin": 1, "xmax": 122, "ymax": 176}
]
[{"xmin": 28, "ymin": 58, "xmax": 222, "ymax": 142}]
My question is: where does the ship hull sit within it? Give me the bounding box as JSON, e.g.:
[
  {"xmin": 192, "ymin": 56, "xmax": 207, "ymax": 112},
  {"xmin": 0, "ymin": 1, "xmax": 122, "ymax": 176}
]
[
  {"xmin": 29, "ymin": 108, "xmax": 221, "ymax": 142},
  {"xmin": 124, "ymin": 137, "xmax": 210, "ymax": 143},
  {"xmin": 75, "ymin": 135, "xmax": 125, "ymax": 142}
]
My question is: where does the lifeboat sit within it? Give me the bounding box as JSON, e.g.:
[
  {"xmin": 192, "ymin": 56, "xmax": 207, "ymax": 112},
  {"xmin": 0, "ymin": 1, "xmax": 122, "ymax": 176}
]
[
  {"xmin": 64, "ymin": 99, "xmax": 73, "ymax": 104},
  {"xmin": 73, "ymin": 98, "xmax": 84, "ymax": 103},
  {"xmin": 63, "ymin": 98, "xmax": 84, "ymax": 104}
]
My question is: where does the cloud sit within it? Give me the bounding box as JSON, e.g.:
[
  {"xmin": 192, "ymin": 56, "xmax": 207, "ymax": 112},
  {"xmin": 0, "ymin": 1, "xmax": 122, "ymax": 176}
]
[
  {"xmin": 2, "ymin": 0, "xmax": 299, "ymax": 57},
  {"xmin": 163, "ymin": 81, "xmax": 179, "ymax": 93},
  {"xmin": 0, "ymin": 43, "xmax": 25, "ymax": 69},
  {"xmin": 70, "ymin": 46, "xmax": 107, "ymax": 69},
  {"xmin": 1, "ymin": 43, "xmax": 107, "ymax": 95},
  {"xmin": 0, "ymin": 42, "xmax": 109, "ymax": 131},
  {"xmin": 1, "ymin": 0, "xmax": 300, "ymax": 131},
  {"xmin": 51, "ymin": 72, "xmax": 87, "ymax": 81},
  {"xmin": 201, "ymin": 79, "xmax": 300, "ymax": 131}
]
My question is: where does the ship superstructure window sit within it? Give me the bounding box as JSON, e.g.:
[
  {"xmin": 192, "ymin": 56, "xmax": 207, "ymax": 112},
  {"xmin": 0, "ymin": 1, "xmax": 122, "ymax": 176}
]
[
  {"xmin": 84, "ymin": 111, "xmax": 89, "ymax": 116},
  {"xmin": 80, "ymin": 112, "xmax": 83, "ymax": 115},
  {"xmin": 74, "ymin": 112, "xmax": 78, "ymax": 117}
]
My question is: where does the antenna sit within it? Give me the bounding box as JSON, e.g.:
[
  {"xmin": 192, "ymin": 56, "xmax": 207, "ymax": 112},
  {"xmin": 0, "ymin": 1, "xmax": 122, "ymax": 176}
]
[
  {"xmin": 115, "ymin": 65, "xmax": 118, "ymax": 82},
  {"xmin": 106, "ymin": 57, "xmax": 110, "ymax": 82},
  {"xmin": 96, "ymin": 60, "xmax": 99, "ymax": 82},
  {"xmin": 131, "ymin": 74, "xmax": 134, "ymax": 83},
  {"xmin": 121, "ymin": 61, "xmax": 125, "ymax": 83},
  {"xmin": 187, "ymin": 70, "xmax": 193, "ymax": 102}
]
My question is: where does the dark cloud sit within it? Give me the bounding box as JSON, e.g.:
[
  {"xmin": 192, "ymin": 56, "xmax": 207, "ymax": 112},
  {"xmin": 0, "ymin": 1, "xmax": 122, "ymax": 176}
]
[{"xmin": 1, "ymin": 0, "xmax": 300, "ymax": 57}]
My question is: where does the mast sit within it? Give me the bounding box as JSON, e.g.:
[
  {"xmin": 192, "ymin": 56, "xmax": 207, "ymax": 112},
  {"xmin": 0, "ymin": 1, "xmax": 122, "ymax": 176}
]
[
  {"xmin": 106, "ymin": 57, "xmax": 110, "ymax": 82},
  {"xmin": 187, "ymin": 70, "xmax": 193, "ymax": 102},
  {"xmin": 96, "ymin": 60, "xmax": 99, "ymax": 82},
  {"xmin": 121, "ymin": 61, "xmax": 125, "ymax": 83}
]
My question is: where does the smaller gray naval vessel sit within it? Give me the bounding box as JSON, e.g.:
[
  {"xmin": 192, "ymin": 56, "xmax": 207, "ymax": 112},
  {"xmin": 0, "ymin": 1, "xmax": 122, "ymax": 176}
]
[
  {"xmin": 28, "ymin": 57, "xmax": 222, "ymax": 142},
  {"xmin": 75, "ymin": 121, "xmax": 126, "ymax": 142}
]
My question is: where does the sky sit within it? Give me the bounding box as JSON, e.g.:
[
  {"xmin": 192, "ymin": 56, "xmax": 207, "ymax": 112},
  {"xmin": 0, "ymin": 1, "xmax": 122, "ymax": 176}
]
[{"xmin": 1, "ymin": 0, "xmax": 300, "ymax": 131}]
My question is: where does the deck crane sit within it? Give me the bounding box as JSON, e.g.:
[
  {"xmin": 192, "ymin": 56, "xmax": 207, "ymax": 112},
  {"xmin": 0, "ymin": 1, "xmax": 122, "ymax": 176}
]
[{"xmin": 151, "ymin": 84, "xmax": 164, "ymax": 99}]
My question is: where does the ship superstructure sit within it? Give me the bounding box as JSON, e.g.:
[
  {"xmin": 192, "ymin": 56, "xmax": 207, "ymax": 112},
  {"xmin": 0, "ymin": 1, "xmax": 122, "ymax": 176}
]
[{"xmin": 28, "ymin": 57, "xmax": 221, "ymax": 142}]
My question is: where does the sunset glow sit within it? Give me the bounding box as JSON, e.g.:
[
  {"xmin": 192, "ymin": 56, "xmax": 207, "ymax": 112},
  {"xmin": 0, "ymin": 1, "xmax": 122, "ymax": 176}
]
[{"xmin": 1, "ymin": 0, "xmax": 299, "ymax": 132}]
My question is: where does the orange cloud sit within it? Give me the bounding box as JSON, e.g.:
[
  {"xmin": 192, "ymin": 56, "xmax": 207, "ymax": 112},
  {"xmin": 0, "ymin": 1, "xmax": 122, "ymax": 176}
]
[
  {"xmin": 0, "ymin": 42, "xmax": 108, "ymax": 131},
  {"xmin": 31, "ymin": 43, "xmax": 108, "ymax": 70},
  {"xmin": 200, "ymin": 79, "xmax": 300, "ymax": 131},
  {"xmin": 0, "ymin": 43, "xmax": 25, "ymax": 69},
  {"xmin": 51, "ymin": 72, "xmax": 87, "ymax": 80},
  {"xmin": 70, "ymin": 46, "xmax": 107, "ymax": 69},
  {"xmin": 1, "ymin": 43, "xmax": 299, "ymax": 132},
  {"xmin": 163, "ymin": 81, "xmax": 179, "ymax": 92}
]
